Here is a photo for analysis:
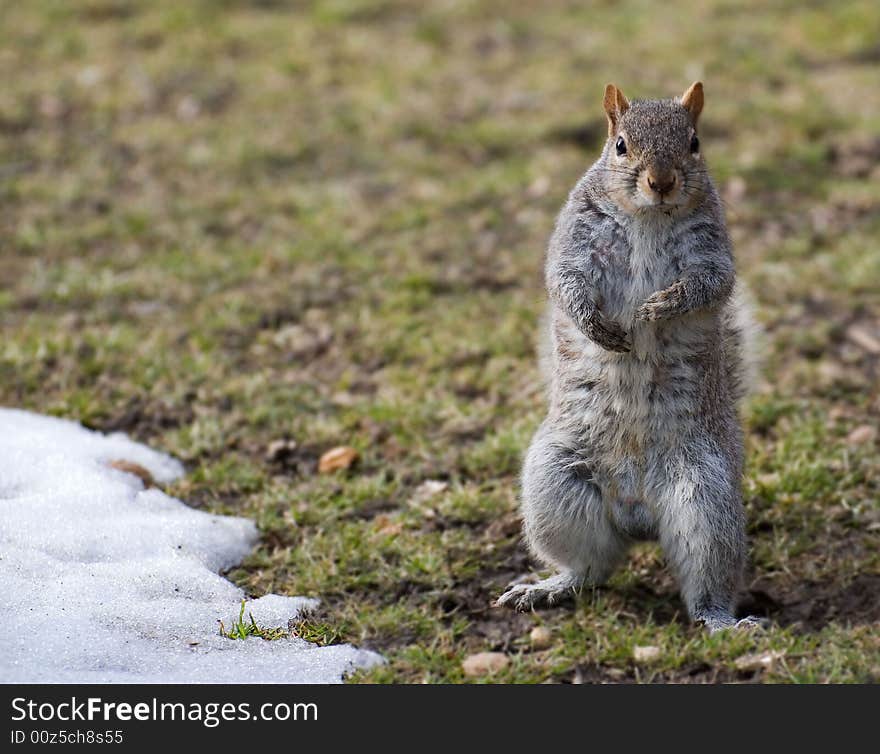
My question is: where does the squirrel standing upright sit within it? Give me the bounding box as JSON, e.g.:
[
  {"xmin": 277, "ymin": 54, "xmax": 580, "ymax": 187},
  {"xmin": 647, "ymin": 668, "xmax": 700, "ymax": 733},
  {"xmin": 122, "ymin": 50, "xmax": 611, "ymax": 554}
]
[{"xmin": 496, "ymin": 82, "xmax": 761, "ymax": 632}]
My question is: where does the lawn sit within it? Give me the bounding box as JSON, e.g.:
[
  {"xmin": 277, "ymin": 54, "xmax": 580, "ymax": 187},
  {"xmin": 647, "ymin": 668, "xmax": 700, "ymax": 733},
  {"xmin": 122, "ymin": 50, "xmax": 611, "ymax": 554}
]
[{"xmin": 1, "ymin": 0, "xmax": 878, "ymax": 683}]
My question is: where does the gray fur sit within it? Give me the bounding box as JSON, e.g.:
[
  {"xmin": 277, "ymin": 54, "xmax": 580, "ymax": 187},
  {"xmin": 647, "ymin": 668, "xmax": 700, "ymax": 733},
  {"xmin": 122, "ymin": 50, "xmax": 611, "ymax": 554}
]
[{"xmin": 496, "ymin": 91, "xmax": 762, "ymax": 632}]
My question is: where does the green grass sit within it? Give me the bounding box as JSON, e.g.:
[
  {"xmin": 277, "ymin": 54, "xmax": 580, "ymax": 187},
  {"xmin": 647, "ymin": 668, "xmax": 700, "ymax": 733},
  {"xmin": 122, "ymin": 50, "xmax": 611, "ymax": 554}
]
[
  {"xmin": 1, "ymin": 0, "xmax": 878, "ymax": 683},
  {"xmin": 218, "ymin": 600, "xmax": 288, "ymax": 641}
]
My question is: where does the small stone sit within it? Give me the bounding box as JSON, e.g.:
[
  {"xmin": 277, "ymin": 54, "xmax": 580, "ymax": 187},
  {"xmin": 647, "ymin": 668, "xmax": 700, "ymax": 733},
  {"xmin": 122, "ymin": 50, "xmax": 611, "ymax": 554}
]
[
  {"xmin": 846, "ymin": 324, "xmax": 880, "ymax": 355},
  {"xmin": 756, "ymin": 472, "xmax": 780, "ymax": 488},
  {"xmin": 107, "ymin": 460, "xmax": 154, "ymax": 488},
  {"xmin": 817, "ymin": 360, "xmax": 865, "ymax": 389},
  {"xmin": 462, "ymin": 652, "xmax": 509, "ymax": 677},
  {"xmin": 318, "ymin": 446, "xmax": 359, "ymax": 473},
  {"xmin": 374, "ymin": 515, "xmax": 403, "ymax": 536},
  {"xmin": 529, "ymin": 626, "xmax": 552, "ymax": 649},
  {"xmin": 735, "ymin": 650, "xmax": 785, "ymax": 672},
  {"xmin": 411, "ymin": 480, "xmax": 448, "ymax": 506},
  {"xmin": 266, "ymin": 438, "xmax": 297, "ymax": 462},
  {"xmin": 271, "ymin": 323, "xmax": 332, "ymax": 359},
  {"xmin": 633, "ymin": 645, "xmax": 662, "ymax": 663},
  {"xmin": 846, "ymin": 425, "xmax": 877, "ymax": 446}
]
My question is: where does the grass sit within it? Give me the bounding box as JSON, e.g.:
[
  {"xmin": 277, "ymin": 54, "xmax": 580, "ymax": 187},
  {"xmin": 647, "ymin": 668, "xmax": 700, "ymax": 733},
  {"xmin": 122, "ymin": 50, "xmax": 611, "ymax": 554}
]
[
  {"xmin": 1, "ymin": 0, "xmax": 878, "ymax": 683},
  {"xmin": 218, "ymin": 600, "xmax": 288, "ymax": 641}
]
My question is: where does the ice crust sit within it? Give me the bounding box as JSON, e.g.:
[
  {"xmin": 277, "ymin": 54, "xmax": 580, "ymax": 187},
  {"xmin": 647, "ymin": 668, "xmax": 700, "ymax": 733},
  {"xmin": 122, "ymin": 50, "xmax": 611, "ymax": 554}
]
[{"xmin": 0, "ymin": 409, "xmax": 382, "ymax": 683}]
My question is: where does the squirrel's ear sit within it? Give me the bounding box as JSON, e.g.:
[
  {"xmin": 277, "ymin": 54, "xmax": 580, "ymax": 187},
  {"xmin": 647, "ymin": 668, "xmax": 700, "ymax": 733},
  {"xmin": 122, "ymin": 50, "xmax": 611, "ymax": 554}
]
[
  {"xmin": 680, "ymin": 81, "xmax": 704, "ymax": 125},
  {"xmin": 603, "ymin": 83, "xmax": 630, "ymax": 136}
]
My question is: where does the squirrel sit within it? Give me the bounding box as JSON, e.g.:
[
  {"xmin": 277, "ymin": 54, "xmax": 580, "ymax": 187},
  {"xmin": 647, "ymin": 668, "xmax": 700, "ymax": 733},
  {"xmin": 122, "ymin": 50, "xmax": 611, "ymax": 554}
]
[{"xmin": 496, "ymin": 82, "xmax": 762, "ymax": 632}]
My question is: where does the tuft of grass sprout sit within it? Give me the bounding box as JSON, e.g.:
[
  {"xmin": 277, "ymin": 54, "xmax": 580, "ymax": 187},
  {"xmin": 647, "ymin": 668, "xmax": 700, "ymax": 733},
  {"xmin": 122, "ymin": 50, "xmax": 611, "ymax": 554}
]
[{"xmin": 218, "ymin": 601, "xmax": 288, "ymax": 642}]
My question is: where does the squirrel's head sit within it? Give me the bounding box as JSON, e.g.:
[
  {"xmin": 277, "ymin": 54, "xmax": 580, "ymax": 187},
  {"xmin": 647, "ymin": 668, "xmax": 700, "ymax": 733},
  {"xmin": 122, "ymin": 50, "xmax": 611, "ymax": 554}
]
[{"xmin": 601, "ymin": 82, "xmax": 707, "ymax": 214}]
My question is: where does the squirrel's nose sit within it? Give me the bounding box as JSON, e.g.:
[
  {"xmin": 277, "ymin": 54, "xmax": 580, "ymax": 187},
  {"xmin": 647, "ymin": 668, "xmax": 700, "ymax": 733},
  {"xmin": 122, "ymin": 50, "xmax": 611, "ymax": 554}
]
[{"xmin": 647, "ymin": 172, "xmax": 677, "ymax": 196}]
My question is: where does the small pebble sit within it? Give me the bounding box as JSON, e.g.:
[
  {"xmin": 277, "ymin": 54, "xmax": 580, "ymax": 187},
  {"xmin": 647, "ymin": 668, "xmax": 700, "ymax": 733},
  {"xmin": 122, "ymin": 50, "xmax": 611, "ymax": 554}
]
[
  {"xmin": 266, "ymin": 438, "xmax": 297, "ymax": 462},
  {"xmin": 529, "ymin": 626, "xmax": 552, "ymax": 649},
  {"xmin": 633, "ymin": 645, "xmax": 662, "ymax": 663},
  {"xmin": 735, "ymin": 650, "xmax": 785, "ymax": 672},
  {"xmin": 846, "ymin": 425, "xmax": 877, "ymax": 446},
  {"xmin": 462, "ymin": 652, "xmax": 509, "ymax": 677}
]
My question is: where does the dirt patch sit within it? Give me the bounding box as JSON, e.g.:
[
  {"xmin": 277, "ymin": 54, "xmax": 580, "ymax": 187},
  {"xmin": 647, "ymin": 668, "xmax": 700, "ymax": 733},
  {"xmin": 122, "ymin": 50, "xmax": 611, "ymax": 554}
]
[
  {"xmin": 434, "ymin": 549, "xmax": 536, "ymax": 653},
  {"xmin": 97, "ymin": 396, "xmax": 195, "ymax": 438},
  {"xmin": 750, "ymin": 573, "xmax": 880, "ymax": 631},
  {"xmin": 567, "ymin": 662, "xmax": 744, "ymax": 685},
  {"xmin": 829, "ymin": 136, "xmax": 880, "ymax": 179}
]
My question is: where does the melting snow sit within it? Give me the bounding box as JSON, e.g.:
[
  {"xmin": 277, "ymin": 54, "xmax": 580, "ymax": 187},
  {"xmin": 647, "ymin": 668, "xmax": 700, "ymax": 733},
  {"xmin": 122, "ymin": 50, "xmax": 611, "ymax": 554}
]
[{"xmin": 0, "ymin": 409, "xmax": 382, "ymax": 683}]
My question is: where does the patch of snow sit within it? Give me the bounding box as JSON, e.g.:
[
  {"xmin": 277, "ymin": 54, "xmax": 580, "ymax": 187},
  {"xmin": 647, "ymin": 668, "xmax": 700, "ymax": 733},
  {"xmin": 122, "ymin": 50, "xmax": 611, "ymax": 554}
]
[{"xmin": 0, "ymin": 409, "xmax": 382, "ymax": 683}]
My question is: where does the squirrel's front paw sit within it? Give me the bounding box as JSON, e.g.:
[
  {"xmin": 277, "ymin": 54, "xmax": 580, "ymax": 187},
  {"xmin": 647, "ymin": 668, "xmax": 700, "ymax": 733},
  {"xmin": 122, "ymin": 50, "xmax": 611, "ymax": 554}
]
[
  {"xmin": 587, "ymin": 317, "xmax": 630, "ymax": 353},
  {"xmin": 637, "ymin": 284, "xmax": 684, "ymax": 322}
]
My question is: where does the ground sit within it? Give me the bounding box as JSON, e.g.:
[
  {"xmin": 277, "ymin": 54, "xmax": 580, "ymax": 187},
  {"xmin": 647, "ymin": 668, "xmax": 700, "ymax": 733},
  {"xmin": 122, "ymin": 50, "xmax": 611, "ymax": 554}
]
[{"xmin": 1, "ymin": 0, "xmax": 878, "ymax": 683}]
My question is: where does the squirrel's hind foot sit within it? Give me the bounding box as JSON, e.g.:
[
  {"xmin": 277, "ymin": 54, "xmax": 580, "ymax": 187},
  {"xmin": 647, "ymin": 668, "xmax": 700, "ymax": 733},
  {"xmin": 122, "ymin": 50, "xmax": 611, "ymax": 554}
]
[
  {"xmin": 702, "ymin": 614, "xmax": 768, "ymax": 634},
  {"xmin": 495, "ymin": 572, "xmax": 583, "ymax": 612}
]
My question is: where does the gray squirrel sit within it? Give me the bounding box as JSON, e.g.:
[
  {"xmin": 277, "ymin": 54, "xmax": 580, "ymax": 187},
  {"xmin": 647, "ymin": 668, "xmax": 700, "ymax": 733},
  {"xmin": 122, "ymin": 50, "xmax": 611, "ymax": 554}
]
[{"xmin": 496, "ymin": 82, "xmax": 763, "ymax": 632}]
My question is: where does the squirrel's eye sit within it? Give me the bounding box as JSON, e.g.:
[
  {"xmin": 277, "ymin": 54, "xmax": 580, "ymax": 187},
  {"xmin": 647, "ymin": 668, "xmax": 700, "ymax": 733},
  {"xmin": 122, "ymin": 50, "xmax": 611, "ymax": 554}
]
[
  {"xmin": 690, "ymin": 135, "xmax": 700, "ymax": 153},
  {"xmin": 615, "ymin": 136, "xmax": 627, "ymax": 156}
]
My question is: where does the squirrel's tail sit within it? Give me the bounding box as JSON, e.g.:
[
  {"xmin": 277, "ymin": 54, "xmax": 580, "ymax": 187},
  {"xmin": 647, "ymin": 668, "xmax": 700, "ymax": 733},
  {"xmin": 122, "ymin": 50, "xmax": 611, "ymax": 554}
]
[{"xmin": 722, "ymin": 280, "xmax": 762, "ymax": 406}]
